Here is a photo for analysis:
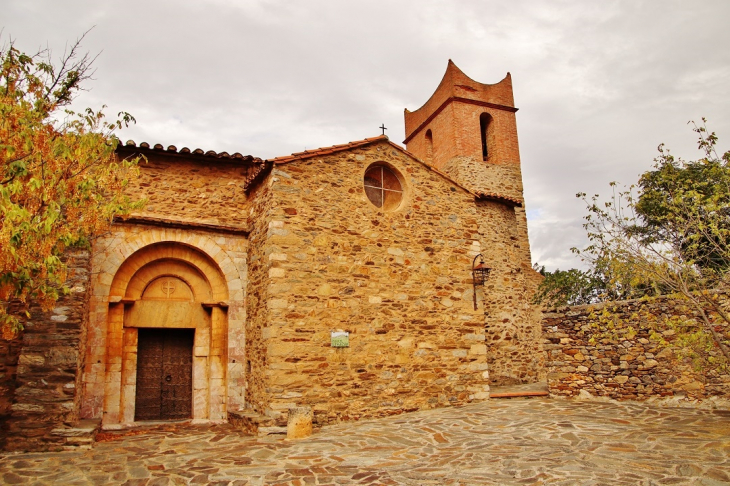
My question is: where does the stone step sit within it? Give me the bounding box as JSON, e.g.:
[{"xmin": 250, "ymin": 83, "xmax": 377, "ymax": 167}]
[
  {"xmin": 50, "ymin": 419, "xmax": 101, "ymax": 437},
  {"xmin": 228, "ymin": 411, "xmax": 277, "ymax": 436},
  {"xmin": 257, "ymin": 426, "xmax": 288, "ymax": 437},
  {"xmin": 50, "ymin": 418, "xmax": 101, "ymax": 449},
  {"xmin": 489, "ymin": 382, "xmax": 549, "ymax": 398}
]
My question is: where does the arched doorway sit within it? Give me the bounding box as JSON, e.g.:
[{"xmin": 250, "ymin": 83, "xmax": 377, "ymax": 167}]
[{"xmin": 102, "ymin": 242, "xmax": 229, "ymax": 426}]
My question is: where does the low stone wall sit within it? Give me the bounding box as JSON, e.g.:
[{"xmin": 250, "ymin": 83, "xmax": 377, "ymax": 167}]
[
  {"xmin": 543, "ymin": 295, "xmax": 730, "ymax": 403},
  {"xmin": 0, "ymin": 249, "xmax": 92, "ymax": 451}
]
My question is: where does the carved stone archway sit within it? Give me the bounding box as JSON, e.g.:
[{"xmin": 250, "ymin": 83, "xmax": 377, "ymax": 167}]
[{"xmin": 102, "ymin": 242, "xmax": 229, "ymax": 427}]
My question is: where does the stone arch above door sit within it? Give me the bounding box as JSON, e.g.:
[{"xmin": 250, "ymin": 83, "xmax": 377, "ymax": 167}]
[
  {"xmin": 109, "ymin": 242, "xmax": 229, "ymax": 303},
  {"xmin": 102, "ymin": 241, "xmax": 230, "ymax": 426},
  {"xmin": 91, "ymin": 229, "xmax": 243, "ymax": 303}
]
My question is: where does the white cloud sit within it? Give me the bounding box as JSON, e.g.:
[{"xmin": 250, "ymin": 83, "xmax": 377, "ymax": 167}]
[{"xmin": 4, "ymin": 0, "xmax": 730, "ymax": 270}]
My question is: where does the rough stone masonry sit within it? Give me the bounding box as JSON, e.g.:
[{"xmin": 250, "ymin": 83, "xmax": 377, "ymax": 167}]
[
  {"xmin": 543, "ymin": 295, "xmax": 730, "ymax": 403},
  {"xmin": 1, "ymin": 250, "xmax": 91, "ymax": 451},
  {"xmin": 2, "ymin": 61, "xmax": 547, "ymax": 450}
]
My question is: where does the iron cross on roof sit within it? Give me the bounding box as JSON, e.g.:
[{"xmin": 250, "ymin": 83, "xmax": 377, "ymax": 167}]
[{"xmin": 380, "ymin": 124, "xmax": 387, "ymax": 135}]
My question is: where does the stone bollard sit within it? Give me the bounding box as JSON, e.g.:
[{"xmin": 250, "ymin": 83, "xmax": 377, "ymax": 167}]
[{"xmin": 287, "ymin": 406, "xmax": 313, "ymax": 439}]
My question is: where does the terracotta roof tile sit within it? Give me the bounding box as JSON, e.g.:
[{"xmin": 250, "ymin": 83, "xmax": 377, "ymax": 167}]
[
  {"xmin": 474, "ymin": 191, "xmax": 523, "ymax": 207},
  {"xmin": 267, "ymin": 135, "xmax": 388, "ymax": 164},
  {"xmin": 119, "ymin": 140, "xmax": 262, "ymax": 164}
]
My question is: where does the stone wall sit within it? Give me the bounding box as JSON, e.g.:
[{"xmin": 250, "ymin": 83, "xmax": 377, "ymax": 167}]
[
  {"xmin": 1, "ymin": 250, "xmax": 91, "ymax": 451},
  {"xmin": 442, "ymin": 156, "xmax": 535, "ymax": 284},
  {"xmin": 120, "ymin": 150, "xmax": 253, "ymax": 226},
  {"xmin": 442, "ymin": 157, "xmax": 524, "ymax": 206},
  {"xmin": 0, "ymin": 334, "xmax": 21, "ymax": 420},
  {"xmin": 439, "ymin": 155, "xmax": 542, "ymax": 386},
  {"xmin": 244, "ymin": 179, "xmax": 276, "ymax": 416},
  {"xmin": 243, "ymin": 138, "xmax": 549, "ymax": 427},
  {"xmin": 543, "ymin": 296, "xmax": 730, "ymax": 402},
  {"xmin": 478, "ymin": 200, "xmax": 545, "ymax": 385},
  {"xmin": 80, "ymin": 148, "xmax": 253, "ymax": 424}
]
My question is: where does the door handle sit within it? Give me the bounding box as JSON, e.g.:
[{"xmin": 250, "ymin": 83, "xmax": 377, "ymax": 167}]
[{"xmin": 165, "ymin": 375, "xmax": 172, "ymax": 382}]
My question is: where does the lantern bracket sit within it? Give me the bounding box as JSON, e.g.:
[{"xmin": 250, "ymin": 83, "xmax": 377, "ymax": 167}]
[{"xmin": 472, "ymin": 253, "xmax": 492, "ymax": 310}]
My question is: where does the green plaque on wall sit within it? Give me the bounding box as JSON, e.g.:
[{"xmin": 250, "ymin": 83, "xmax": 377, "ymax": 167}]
[{"xmin": 331, "ymin": 330, "xmax": 349, "ymax": 348}]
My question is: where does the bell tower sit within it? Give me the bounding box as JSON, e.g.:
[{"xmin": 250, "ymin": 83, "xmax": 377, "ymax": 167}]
[
  {"xmin": 404, "ymin": 61, "xmax": 544, "ymax": 387},
  {"xmin": 403, "ymin": 60, "xmax": 523, "ymax": 201}
]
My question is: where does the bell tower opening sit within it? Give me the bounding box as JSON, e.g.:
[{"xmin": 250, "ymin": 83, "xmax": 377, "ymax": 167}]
[
  {"xmin": 480, "ymin": 113, "xmax": 493, "ymax": 161},
  {"xmin": 425, "ymin": 129, "xmax": 434, "ymax": 163}
]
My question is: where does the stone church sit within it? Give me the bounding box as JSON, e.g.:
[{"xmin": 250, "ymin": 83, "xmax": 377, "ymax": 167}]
[{"xmin": 1, "ymin": 61, "xmax": 544, "ymax": 450}]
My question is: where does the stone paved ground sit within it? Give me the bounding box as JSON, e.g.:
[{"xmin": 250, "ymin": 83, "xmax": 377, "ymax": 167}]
[{"xmin": 1, "ymin": 398, "xmax": 729, "ymax": 485}]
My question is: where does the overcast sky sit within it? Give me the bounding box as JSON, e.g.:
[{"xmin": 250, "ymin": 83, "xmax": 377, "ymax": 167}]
[{"xmin": 5, "ymin": 1, "xmax": 730, "ymax": 270}]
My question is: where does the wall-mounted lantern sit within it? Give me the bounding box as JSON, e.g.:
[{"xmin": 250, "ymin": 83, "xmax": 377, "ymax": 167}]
[{"xmin": 472, "ymin": 253, "xmax": 492, "ymax": 310}]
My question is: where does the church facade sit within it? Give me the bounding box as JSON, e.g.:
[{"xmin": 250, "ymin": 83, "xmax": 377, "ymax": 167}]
[{"xmin": 1, "ymin": 62, "xmax": 544, "ymax": 450}]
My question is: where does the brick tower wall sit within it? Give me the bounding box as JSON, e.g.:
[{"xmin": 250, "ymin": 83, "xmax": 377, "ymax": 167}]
[{"xmin": 406, "ymin": 105, "xmax": 521, "ymax": 174}]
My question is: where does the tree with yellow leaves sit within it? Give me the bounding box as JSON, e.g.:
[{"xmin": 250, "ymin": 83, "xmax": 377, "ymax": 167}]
[{"xmin": 0, "ymin": 34, "xmax": 143, "ymax": 338}]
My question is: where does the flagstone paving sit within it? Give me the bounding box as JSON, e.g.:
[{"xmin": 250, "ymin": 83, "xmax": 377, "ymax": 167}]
[{"xmin": 1, "ymin": 398, "xmax": 729, "ymax": 485}]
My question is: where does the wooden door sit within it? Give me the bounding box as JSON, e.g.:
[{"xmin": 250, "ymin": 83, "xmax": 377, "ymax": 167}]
[{"xmin": 135, "ymin": 328, "xmax": 194, "ymax": 421}]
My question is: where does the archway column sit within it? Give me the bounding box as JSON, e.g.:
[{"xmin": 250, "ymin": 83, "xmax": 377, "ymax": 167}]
[
  {"xmin": 193, "ymin": 326, "xmax": 211, "ymax": 420},
  {"xmin": 102, "ymin": 303, "xmax": 124, "ymax": 426},
  {"xmin": 120, "ymin": 327, "xmax": 138, "ymax": 423},
  {"xmin": 209, "ymin": 307, "xmax": 228, "ymax": 421}
]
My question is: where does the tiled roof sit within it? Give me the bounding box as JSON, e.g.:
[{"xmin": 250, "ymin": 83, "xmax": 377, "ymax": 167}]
[
  {"xmin": 474, "ymin": 191, "xmax": 523, "ymax": 207},
  {"xmin": 118, "ymin": 140, "xmax": 262, "ymax": 164},
  {"xmin": 117, "ymin": 140, "xmax": 267, "ymax": 191},
  {"xmin": 267, "ymin": 136, "xmax": 388, "ymax": 164},
  {"xmin": 242, "ymin": 162, "xmax": 270, "ymax": 191}
]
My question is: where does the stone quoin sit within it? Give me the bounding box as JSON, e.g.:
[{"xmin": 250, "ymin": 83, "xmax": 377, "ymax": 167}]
[{"xmin": 1, "ymin": 61, "xmax": 545, "ymax": 451}]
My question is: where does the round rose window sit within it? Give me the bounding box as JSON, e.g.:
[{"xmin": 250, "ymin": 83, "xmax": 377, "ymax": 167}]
[{"xmin": 364, "ymin": 165, "xmax": 403, "ymax": 211}]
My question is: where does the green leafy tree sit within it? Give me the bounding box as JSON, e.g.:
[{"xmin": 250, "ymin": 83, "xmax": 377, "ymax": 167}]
[
  {"xmin": 531, "ymin": 265, "xmax": 605, "ymax": 307},
  {"xmin": 533, "ymin": 256, "xmax": 668, "ymax": 309},
  {"xmin": 634, "ymin": 126, "xmax": 730, "ymax": 273},
  {"xmin": 0, "ymin": 34, "xmax": 144, "ymax": 339},
  {"xmin": 572, "ymin": 121, "xmax": 730, "ymax": 363}
]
